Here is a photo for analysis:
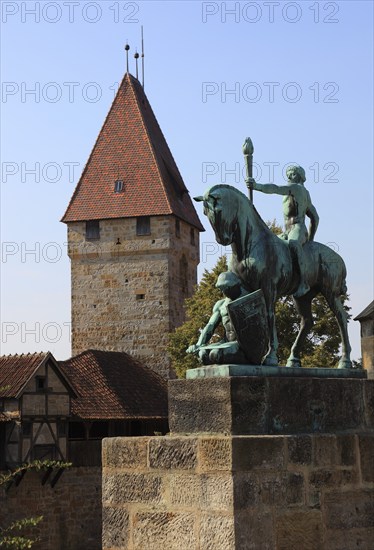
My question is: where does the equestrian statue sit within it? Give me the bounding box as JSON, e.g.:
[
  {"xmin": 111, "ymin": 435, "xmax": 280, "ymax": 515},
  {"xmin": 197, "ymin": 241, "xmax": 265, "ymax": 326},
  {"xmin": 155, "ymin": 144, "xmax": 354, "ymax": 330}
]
[{"xmin": 193, "ymin": 137, "xmax": 352, "ymax": 369}]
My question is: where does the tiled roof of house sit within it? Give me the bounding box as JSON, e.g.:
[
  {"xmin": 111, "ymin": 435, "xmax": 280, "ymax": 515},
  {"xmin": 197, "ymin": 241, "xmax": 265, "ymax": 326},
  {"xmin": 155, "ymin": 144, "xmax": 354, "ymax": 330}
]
[
  {"xmin": 61, "ymin": 73, "xmax": 204, "ymax": 231},
  {"xmin": 0, "ymin": 352, "xmax": 50, "ymax": 398},
  {"xmin": 59, "ymin": 349, "xmax": 168, "ymax": 420},
  {"xmin": 354, "ymin": 300, "xmax": 374, "ymax": 321}
]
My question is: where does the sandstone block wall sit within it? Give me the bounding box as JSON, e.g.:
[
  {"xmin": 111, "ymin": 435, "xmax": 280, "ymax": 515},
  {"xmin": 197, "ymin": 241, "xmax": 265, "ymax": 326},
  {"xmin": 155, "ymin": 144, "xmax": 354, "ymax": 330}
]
[
  {"xmin": 169, "ymin": 377, "xmax": 374, "ymax": 435},
  {"xmin": 102, "ymin": 434, "xmax": 374, "ymax": 550},
  {"xmin": 68, "ymin": 216, "xmax": 199, "ymax": 378},
  {"xmin": 0, "ymin": 467, "xmax": 101, "ymax": 550}
]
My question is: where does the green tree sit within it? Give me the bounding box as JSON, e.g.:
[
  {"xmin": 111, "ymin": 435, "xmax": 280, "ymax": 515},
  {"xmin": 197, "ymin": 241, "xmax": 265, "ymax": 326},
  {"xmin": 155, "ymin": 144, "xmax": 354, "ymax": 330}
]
[{"xmin": 168, "ymin": 223, "xmax": 350, "ymax": 378}]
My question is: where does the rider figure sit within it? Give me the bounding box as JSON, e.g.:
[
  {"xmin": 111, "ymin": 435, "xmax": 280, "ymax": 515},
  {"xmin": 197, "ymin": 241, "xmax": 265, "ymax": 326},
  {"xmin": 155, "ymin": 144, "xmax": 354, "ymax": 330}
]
[{"xmin": 246, "ymin": 165, "xmax": 319, "ymax": 298}]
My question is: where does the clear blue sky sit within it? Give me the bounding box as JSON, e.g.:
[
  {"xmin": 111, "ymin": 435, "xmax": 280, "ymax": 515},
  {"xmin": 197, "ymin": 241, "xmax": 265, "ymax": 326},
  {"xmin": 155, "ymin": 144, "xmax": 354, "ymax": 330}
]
[{"xmin": 1, "ymin": 0, "xmax": 373, "ymax": 361}]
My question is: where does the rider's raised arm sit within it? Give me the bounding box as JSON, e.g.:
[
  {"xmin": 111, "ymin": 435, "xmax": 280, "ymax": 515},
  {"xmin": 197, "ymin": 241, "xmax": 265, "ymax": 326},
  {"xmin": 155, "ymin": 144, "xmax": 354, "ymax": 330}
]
[
  {"xmin": 252, "ymin": 182, "xmax": 291, "ymax": 196},
  {"xmin": 306, "ymin": 203, "xmax": 319, "ymax": 241}
]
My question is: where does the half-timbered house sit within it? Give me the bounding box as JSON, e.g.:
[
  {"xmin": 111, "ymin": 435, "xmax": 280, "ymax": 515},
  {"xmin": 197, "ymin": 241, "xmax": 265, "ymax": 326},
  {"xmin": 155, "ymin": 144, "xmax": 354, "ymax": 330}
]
[
  {"xmin": 0, "ymin": 349, "xmax": 168, "ymax": 468},
  {"xmin": 0, "ymin": 352, "xmax": 75, "ymax": 468}
]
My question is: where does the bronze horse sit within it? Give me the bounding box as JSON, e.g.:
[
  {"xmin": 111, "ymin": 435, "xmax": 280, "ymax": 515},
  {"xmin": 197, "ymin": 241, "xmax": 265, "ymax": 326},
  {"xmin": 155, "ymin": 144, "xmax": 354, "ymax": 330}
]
[{"xmin": 195, "ymin": 184, "xmax": 352, "ymax": 368}]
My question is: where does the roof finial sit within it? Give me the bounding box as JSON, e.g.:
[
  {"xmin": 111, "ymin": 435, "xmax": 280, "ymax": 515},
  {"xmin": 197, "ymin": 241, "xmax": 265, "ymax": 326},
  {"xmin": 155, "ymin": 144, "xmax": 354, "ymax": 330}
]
[
  {"xmin": 141, "ymin": 26, "xmax": 145, "ymax": 88},
  {"xmin": 134, "ymin": 50, "xmax": 139, "ymax": 80},
  {"xmin": 125, "ymin": 41, "xmax": 130, "ymax": 73}
]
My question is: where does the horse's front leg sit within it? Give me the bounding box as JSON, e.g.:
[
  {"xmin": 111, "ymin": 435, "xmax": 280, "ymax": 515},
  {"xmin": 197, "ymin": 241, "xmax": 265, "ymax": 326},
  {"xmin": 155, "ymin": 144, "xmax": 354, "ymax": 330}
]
[{"xmin": 262, "ymin": 292, "xmax": 278, "ymax": 366}]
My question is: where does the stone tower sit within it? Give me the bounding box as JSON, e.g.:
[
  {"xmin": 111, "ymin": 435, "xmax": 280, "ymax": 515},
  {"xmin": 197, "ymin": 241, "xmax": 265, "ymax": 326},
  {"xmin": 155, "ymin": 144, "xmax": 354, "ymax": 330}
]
[{"xmin": 61, "ymin": 72, "xmax": 203, "ymax": 378}]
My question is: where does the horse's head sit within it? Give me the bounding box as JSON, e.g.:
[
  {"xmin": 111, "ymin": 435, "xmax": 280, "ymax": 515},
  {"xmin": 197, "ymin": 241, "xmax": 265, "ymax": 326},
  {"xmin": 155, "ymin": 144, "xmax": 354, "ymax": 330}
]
[{"xmin": 194, "ymin": 185, "xmax": 240, "ymax": 246}]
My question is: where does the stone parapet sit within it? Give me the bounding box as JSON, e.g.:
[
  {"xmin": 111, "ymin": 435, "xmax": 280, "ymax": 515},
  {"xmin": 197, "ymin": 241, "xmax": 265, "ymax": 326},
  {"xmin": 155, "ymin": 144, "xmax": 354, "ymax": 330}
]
[
  {"xmin": 103, "ymin": 374, "xmax": 374, "ymax": 548},
  {"xmin": 168, "ymin": 376, "xmax": 374, "ymax": 435},
  {"xmin": 102, "ymin": 433, "xmax": 374, "ymax": 550}
]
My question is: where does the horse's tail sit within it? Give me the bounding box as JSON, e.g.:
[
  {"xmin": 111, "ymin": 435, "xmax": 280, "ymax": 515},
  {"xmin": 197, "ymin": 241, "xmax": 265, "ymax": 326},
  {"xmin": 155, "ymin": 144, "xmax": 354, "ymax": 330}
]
[{"xmin": 339, "ymin": 256, "xmax": 348, "ymax": 296}]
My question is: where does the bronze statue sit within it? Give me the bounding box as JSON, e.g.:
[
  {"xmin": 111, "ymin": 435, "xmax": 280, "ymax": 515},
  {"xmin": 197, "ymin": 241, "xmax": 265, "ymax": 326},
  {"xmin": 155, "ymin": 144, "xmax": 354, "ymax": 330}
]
[{"xmin": 195, "ymin": 182, "xmax": 352, "ymax": 369}]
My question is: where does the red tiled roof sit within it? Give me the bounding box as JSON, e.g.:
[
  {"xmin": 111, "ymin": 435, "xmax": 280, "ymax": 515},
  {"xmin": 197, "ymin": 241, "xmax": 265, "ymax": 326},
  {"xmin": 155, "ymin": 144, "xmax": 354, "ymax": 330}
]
[
  {"xmin": 61, "ymin": 73, "xmax": 204, "ymax": 231},
  {"xmin": 59, "ymin": 350, "xmax": 168, "ymax": 420},
  {"xmin": 0, "ymin": 352, "xmax": 50, "ymax": 398},
  {"xmin": 0, "ymin": 352, "xmax": 75, "ymax": 399}
]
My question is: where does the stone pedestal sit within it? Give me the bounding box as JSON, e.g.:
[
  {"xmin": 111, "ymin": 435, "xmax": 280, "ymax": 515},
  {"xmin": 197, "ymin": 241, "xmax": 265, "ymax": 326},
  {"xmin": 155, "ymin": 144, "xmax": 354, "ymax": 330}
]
[
  {"xmin": 169, "ymin": 375, "xmax": 372, "ymax": 435},
  {"xmin": 102, "ymin": 374, "xmax": 374, "ymax": 550}
]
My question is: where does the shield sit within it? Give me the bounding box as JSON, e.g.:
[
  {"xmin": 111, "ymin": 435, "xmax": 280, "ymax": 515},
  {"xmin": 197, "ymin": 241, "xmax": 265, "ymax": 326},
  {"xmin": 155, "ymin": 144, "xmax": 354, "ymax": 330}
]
[{"xmin": 227, "ymin": 289, "xmax": 269, "ymax": 365}]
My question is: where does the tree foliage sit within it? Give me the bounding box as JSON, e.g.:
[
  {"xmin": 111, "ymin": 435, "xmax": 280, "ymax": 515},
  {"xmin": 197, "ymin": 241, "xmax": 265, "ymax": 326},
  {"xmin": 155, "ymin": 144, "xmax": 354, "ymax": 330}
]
[
  {"xmin": 0, "ymin": 516, "xmax": 43, "ymax": 550},
  {"xmin": 275, "ymin": 293, "xmax": 350, "ymax": 368},
  {"xmin": 168, "ymin": 223, "xmax": 351, "ymax": 378}
]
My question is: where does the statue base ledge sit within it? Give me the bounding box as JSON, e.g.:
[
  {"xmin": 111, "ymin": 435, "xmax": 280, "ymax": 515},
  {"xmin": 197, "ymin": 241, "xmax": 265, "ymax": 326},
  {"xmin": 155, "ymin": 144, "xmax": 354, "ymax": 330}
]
[
  {"xmin": 170, "ymin": 371, "xmax": 373, "ymax": 435},
  {"xmin": 186, "ymin": 364, "xmax": 367, "ymax": 380}
]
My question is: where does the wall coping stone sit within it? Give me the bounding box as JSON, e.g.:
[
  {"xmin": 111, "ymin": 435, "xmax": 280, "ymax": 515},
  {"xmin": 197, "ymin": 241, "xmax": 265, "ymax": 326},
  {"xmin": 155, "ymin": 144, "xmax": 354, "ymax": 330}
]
[{"xmin": 186, "ymin": 364, "xmax": 367, "ymax": 379}]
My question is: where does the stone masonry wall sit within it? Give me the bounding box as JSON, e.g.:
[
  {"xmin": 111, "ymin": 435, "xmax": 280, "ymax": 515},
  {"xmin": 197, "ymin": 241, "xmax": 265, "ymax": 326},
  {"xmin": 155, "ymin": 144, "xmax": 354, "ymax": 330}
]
[
  {"xmin": 68, "ymin": 215, "xmax": 199, "ymax": 378},
  {"xmin": 102, "ymin": 434, "xmax": 374, "ymax": 550},
  {"xmin": 0, "ymin": 467, "xmax": 101, "ymax": 550},
  {"xmin": 168, "ymin": 219, "xmax": 199, "ymax": 330}
]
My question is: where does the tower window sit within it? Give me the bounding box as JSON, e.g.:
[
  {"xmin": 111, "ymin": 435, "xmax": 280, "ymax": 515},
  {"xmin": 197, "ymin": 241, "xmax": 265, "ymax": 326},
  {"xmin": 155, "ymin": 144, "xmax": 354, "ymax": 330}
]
[
  {"xmin": 175, "ymin": 218, "xmax": 181, "ymax": 238},
  {"xmin": 114, "ymin": 179, "xmax": 124, "ymax": 193},
  {"xmin": 86, "ymin": 220, "xmax": 100, "ymax": 240},
  {"xmin": 190, "ymin": 228, "xmax": 195, "ymax": 246},
  {"xmin": 136, "ymin": 216, "xmax": 150, "ymax": 236}
]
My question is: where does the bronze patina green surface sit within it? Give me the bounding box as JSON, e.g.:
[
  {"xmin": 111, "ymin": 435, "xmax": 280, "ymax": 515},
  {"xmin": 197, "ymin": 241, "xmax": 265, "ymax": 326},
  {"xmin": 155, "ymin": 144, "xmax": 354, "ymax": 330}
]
[{"xmin": 186, "ymin": 364, "xmax": 367, "ymax": 380}]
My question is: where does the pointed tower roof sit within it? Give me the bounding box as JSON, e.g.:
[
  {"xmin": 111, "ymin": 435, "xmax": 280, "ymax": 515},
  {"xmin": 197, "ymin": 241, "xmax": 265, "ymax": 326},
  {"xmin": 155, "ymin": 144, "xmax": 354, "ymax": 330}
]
[{"xmin": 61, "ymin": 73, "xmax": 204, "ymax": 231}]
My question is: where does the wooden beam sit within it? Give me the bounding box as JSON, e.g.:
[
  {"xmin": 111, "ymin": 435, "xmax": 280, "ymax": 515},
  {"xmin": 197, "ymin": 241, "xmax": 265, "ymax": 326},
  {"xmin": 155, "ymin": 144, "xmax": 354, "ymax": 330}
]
[
  {"xmin": 51, "ymin": 468, "xmax": 65, "ymax": 488},
  {"xmin": 14, "ymin": 468, "xmax": 27, "ymax": 487},
  {"xmin": 41, "ymin": 467, "xmax": 53, "ymax": 486}
]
